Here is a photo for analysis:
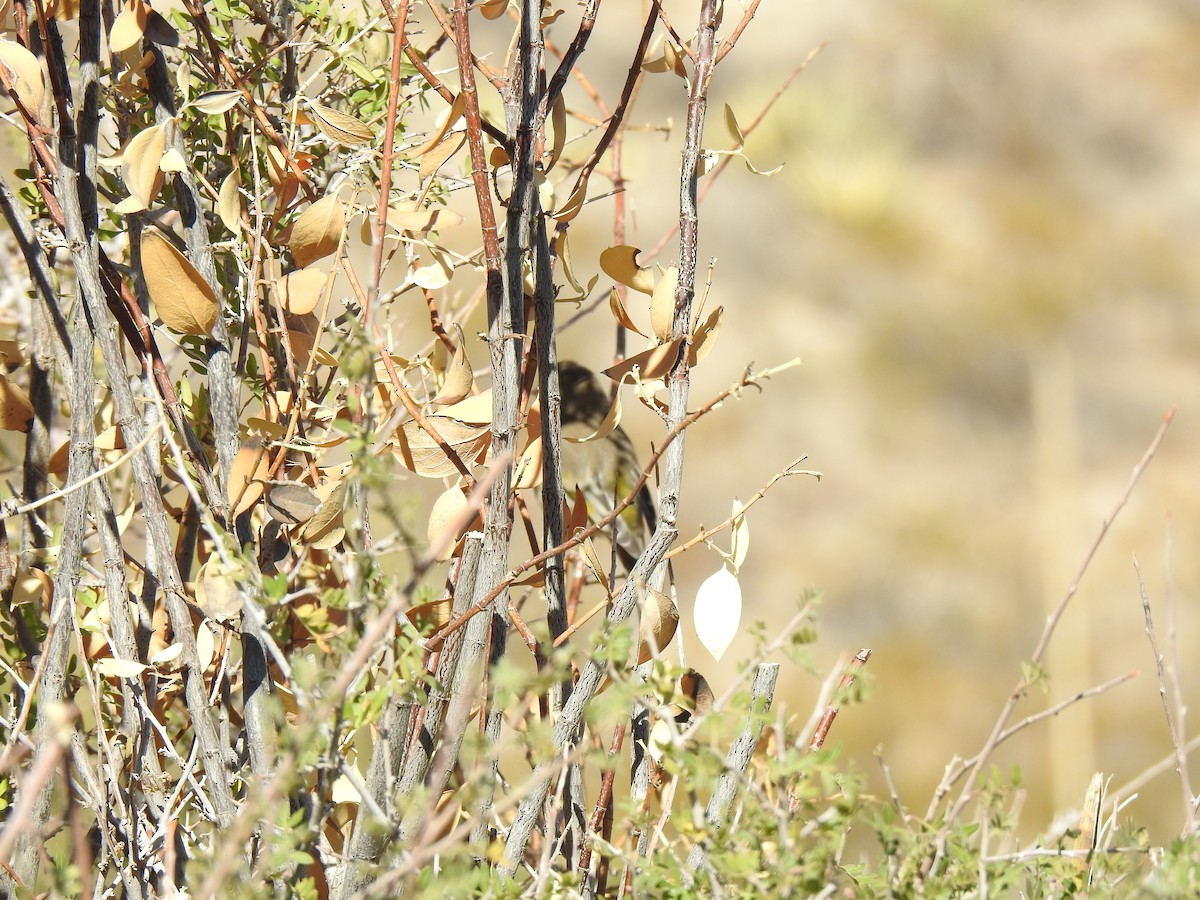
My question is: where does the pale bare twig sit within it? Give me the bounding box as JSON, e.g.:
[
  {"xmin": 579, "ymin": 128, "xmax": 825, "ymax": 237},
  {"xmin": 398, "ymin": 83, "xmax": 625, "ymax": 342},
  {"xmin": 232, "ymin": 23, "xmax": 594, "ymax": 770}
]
[{"xmin": 1135, "ymin": 556, "xmax": 1194, "ymax": 836}]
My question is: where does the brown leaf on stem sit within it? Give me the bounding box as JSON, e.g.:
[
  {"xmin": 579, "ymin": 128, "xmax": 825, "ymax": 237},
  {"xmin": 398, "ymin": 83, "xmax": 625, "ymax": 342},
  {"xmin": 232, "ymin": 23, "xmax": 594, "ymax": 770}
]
[
  {"xmin": 393, "ymin": 417, "xmax": 487, "ymax": 478},
  {"xmin": 290, "ymin": 194, "xmax": 345, "ymax": 268},
  {"xmin": 140, "ymin": 230, "xmax": 220, "ymax": 336}
]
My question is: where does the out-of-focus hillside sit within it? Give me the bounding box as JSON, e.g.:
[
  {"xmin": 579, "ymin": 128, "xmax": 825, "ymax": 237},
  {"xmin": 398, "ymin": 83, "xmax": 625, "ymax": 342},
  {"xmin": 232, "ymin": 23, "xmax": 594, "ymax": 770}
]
[{"xmin": 560, "ymin": 0, "xmax": 1200, "ymax": 841}]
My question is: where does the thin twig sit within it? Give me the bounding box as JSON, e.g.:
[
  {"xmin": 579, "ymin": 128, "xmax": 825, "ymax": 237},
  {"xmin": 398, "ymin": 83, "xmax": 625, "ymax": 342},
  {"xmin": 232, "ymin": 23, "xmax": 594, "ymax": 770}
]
[
  {"xmin": 929, "ymin": 406, "xmax": 1174, "ymax": 855},
  {"xmin": 1135, "ymin": 556, "xmax": 1194, "ymax": 836}
]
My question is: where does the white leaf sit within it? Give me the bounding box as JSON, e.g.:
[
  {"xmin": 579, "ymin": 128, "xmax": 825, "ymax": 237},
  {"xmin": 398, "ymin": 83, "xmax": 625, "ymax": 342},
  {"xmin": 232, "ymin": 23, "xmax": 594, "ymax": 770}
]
[
  {"xmin": 149, "ymin": 642, "xmax": 183, "ymax": 666},
  {"xmin": 694, "ymin": 565, "xmax": 741, "ymax": 661},
  {"xmin": 94, "ymin": 657, "xmax": 149, "ymax": 678}
]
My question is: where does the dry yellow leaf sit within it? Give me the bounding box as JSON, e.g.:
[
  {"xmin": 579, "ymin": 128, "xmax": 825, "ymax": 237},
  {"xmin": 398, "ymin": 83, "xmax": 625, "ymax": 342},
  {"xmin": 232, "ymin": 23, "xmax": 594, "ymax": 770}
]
[
  {"xmin": 440, "ymin": 388, "xmax": 492, "ymax": 425},
  {"xmin": 608, "ymin": 288, "xmax": 646, "ymax": 336},
  {"xmin": 278, "ymin": 266, "xmax": 328, "ymax": 316},
  {"xmin": 218, "ymin": 170, "xmax": 241, "ymax": 232},
  {"xmin": 411, "ymin": 92, "xmax": 466, "ymax": 158},
  {"xmin": 602, "ymin": 338, "xmax": 683, "ymax": 383},
  {"xmin": 300, "ymin": 475, "xmax": 347, "ymax": 546},
  {"xmin": 637, "ymin": 588, "xmax": 679, "ymax": 664},
  {"xmin": 309, "ymin": 102, "xmax": 374, "ymax": 147},
  {"xmin": 650, "ymin": 265, "xmax": 679, "ymax": 342},
  {"xmin": 0, "ymin": 38, "xmax": 45, "ymax": 113},
  {"xmin": 393, "ymin": 416, "xmax": 487, "ymax": 478},
  {"xmin": 551, "ymin": 176, "xmax": 588, "ymax": 222},
  {"xmin": 479, "ymin": 0, "xmax": 509, "ymax": 19},
  {"xmin": 109, "ymin": 0, "xmax": 148, "ymax": 54},
  {"xmin": 227, "ymin": 439, "xmax": 269, "ymax": 517},
  {"xmin": 432, "ymin": 324, "xmax": 473, "ymax": 405},
  {"xmin": 406, "ymin": 598, "xmax": 453, "ymax": 633},
  {"xmin": 290, "ymin": 194, "xmax": 345, "ymax": 268},
  {"xmin": 95, "ymin": 424, "xmax": 126, "ymax": 451},
  {"xmin": 427, "ymin": 485, "xmax": 478, "ymax": 561},
  {"xmin": 195, "ymin": 556, "xmax": 245, "ymax": 622},
  {"xmin": 689, "ymin": 305, "xmax": 723, "ymax": 365},
  {"xmin": 419, "ymin": 130, "xmax": 466, "ymax": 182},
  {"xmin": 141, "ymin": 230, "xmax": 219, "ymax": 335},
  {"xmin": 158, "ymin": 148, "xmax": 186, "ymax": 174},
  {"xmin": 11, "ymin": 570, "xmax": 47, "ymax": 607},
  {"xmin": 191, "ymin": 90, "xmax": 242, "ymax": 115},
  {"xmin": 121, "ymin": 124, "xmax": 166, "ymax": 211},
  {"xmin": 723, "ymin": 103, "xmax": 746, "ymax": 149},
  {"xmin": 50, "ymin": 0, "xmax": 83, "ymax": 20},
  {"xmin": 0, "ymin": 372, "xmax": 33, "ymax": 432},
  {"xmin": 599, "ymin": 245, "xmax": 655, "ymax": 295},
  {"xmin": 285, "ymin": 328, "xmax": 337, "ymax": 369},
  {"xmin": 546, "ymin": 94, "xmax": 566, "ymax": 172}
]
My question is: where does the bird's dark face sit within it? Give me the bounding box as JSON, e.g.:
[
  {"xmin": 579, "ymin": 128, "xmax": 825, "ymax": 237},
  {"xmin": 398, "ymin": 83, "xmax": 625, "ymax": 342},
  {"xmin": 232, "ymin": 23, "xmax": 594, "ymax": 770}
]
[{"xmin": 558, "ymin": 361, "xmax": 610, "ymax": 427}]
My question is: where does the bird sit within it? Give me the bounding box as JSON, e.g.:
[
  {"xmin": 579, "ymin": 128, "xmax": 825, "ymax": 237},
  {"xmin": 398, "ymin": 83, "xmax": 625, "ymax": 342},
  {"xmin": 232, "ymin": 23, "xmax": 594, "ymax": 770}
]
[{"xmin": 556, "ymin": 360, "xmax": 658, "ymax": 575}]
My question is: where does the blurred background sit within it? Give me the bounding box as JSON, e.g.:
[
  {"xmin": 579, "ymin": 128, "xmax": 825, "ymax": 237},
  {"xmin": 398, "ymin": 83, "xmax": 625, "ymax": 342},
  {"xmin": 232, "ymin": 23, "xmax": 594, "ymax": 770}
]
[{"xmin": 557, "ymin": 0, "xmax": 1200, "ymax": 844}]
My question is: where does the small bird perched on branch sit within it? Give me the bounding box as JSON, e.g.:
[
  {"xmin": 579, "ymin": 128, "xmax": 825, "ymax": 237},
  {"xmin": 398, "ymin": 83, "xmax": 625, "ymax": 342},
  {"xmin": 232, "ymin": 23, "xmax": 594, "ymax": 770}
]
[{"xmin": 557, "ymin": 360, "xmax": 658, "ymax": 575}]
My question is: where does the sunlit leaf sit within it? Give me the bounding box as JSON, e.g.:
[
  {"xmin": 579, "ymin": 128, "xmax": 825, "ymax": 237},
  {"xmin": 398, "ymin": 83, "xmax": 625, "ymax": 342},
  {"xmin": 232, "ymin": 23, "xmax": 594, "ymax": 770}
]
[
  {"xmin": 309, "ymin": 101, "xmax": 375, "ymax": 147},
  {"xmin": 608, "ymin": 288, "xmax": 646, "ymax": 336},
  {"xmin": 410, "ymin": 92, "xmax": 466, "ymax": 158},
  {"xmin": 299, "ymin": 474, "xmax": 347, "ymax": 549},
  {"xmin": 694, "ymin": 565, "xmax": 741, "ymax": 661},
  {"xmin": 190, "ymin": 89, "xmax": 242, "ymax": 115},
  {"xmin": 265, "ymin": 482, "xmax": 320, "ymax": 525},
  {"xmin": 0, "ymin": 39, "xmax": 45, "ymax": 113},
  {"xmin": 94, "ymin": 657, "xmax": 148, "ymax": 678},
  {"xmin": 600, "ymin": 245, "xmax": 655, "ymax": 295},
  {"xmin": 228, "ymin": 439, "xmax": 269, "ymax": 516},
  {"xmin": 551, "ymin": 175, "xmax": 588, "ymax": 222},
  {"xmin": 195, "ymin": 556, "xmax": 245, "ymax": 622},
  {"xmin": 729, "ymin": 498, "xmax": 749, "ymax": 572},
  {"xmin": 290, "ymin": 194, "xmax": 345, "ymax": 268},
  {"xmin": 647, "ymin": 718, "xmax": 673, "ymax": 763},
  {"xmin": 688, "ymin": 305, "xmax": 723, "ymax": 365},
  {"xmin": 278, "ymin": 266, "xmax": 328, "ymax": 316},
  {"xmin": 637, "ymin": 588, "xmax": 679, "ymax": 664},
  {"xmin": 564, "ymin": 382, "xmax": 621, "ymax": 444},
  {"xmin": 195, "ymin": 620, "xmax": 216, "ymax": 671},
  {"xmin": 149, "ymin": 642, "xmax": 183, "ymax": 666},
  {"xmin": 650, "ymin": 265, "xmax": 678, "ymax": 342},
  {"xmin": 121, "ymin": 124, "xmax": 166, "ymax": 211},
  {"xmin": 141, "ymin": 230, "xmax": 219, "ymax": 335},
  {"xmin": 393, "ymin": 416, "xmax": 487, "ymax": 478},
  {"xmin": 723, "ymin": 103, "xmax": 746, "ymax": 149},
  {"xmin": 412, "ymin": 249, "xmax": 452, "ymax": 289},
  {"xmin": 432, "ymin": 324, "xmax": 474, "ymax": 405},
  {"xmin": 427, "ymin": 485, "xmax": 479, "ymax": 560},
  {"xmin": 419, "ymin": 130, "xmax": 466, "ymax": 182},
  {"xmin": 218, "ymin": 170, "xmax": 241, "ymax": 232},
  {"xmin": 108, "ymin": 0, "xmax": 148, "ymax": 54},
  {"xmin": 0, "ymin": 373, "xmax": 33, "ymax": 432},
  {"xmin": 158, "ymin": 147, "xmax": 186, "ymax": 173},
  {"xmin": 546, "ymin": 94, "xmax": 567, "ymax": 172},
  {"xmin": 602, "ymin": 338, "xmax": 683, "ymax": 382}
]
